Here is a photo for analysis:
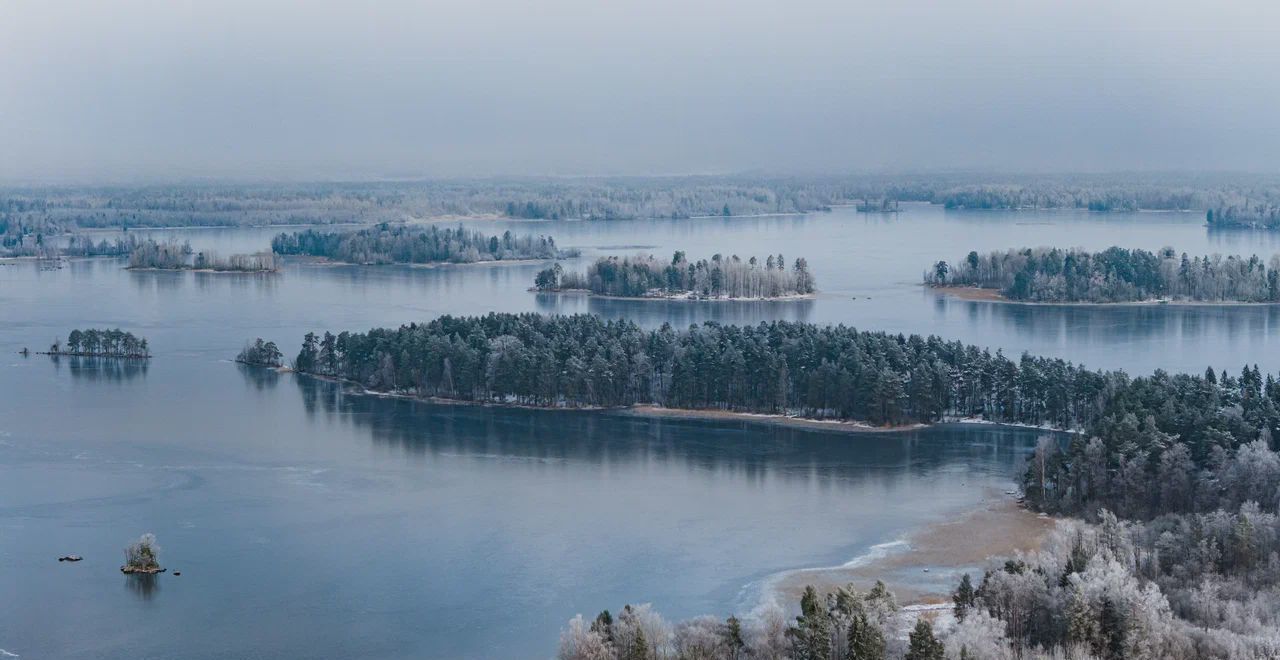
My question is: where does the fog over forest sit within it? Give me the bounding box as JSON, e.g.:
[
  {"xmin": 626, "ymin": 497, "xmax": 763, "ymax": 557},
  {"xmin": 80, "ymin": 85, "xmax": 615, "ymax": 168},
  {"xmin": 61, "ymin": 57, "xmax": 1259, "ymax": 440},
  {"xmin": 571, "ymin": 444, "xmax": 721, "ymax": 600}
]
[{"xmin": 3, "ymin": 0, "xmax": 1280, "ymax": 181}]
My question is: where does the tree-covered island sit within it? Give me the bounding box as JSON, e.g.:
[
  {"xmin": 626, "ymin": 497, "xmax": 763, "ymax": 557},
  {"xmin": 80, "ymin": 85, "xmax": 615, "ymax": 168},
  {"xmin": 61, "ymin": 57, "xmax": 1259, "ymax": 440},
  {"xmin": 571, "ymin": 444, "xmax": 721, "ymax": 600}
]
[
  {"xmin": 927, "ymin": 246, "xmax": 1280, "ymax": 303},
  {"xmin": 534, "ymin": 252, "xmax": 815, "ymax": 300},
  {"xmin": 44, "ymin": 329, "xmax": 150, "ymax": 358},
  {"xmin": 236, "ymin": 338, "xmax": 284, "ymax": 368},
  {"xmin": 120, "ymin": 533, "xmax": 164, "ymax": 575},
  {"xmin": 270, "ymin": 223, "xmax": 577, "ymax": 265}
]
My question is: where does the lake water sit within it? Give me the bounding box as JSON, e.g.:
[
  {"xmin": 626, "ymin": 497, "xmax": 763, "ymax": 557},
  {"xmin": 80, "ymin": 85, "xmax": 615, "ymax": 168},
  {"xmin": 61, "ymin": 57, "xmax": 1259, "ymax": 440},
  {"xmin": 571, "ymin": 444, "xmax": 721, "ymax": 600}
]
[{"xmin": 2, "ymin": 204, "xmax": 1278, "ymax": 658}]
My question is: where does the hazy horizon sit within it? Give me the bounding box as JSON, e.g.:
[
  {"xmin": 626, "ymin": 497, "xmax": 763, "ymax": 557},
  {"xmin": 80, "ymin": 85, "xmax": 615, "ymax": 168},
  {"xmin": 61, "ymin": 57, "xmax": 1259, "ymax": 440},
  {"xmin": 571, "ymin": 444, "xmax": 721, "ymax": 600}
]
[{"xmin": 3, "ymin": 1, "xmax": 1279, "ymax": 182}]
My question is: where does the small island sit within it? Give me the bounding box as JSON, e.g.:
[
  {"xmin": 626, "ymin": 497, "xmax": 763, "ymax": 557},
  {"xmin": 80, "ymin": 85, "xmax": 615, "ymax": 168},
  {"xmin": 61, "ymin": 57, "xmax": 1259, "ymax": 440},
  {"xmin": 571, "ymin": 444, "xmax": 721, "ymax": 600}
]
[
  {"xmin": 534, "ymin": 252, "xmax": 815, "ymax": 300},
  {"xmin": 44, "ymin": 329, "xmax": 151, "ymax": 358},
  {"xmin": 236, "ymin": 338, "xmax": 284, "ymax": 368},
  {"xmin": 926, "ymin": 246, "xmax": 1280, "ymax": 304},
  {"xmin": 120, "ymin": 533, "xmax": 165, "ymax": 575},
  {"xmin": 270, "ymin": 223, "xmax": 577, "ymax": 265},
  {"xmin": 128, "ymin": 238, "xmax": 281, "ymax": 272}
]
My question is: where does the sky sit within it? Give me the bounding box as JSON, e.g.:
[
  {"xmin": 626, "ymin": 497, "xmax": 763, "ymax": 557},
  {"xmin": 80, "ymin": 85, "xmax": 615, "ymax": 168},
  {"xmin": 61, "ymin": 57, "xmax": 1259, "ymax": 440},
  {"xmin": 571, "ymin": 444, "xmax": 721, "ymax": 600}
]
[{"xmin": 2, "ymin": 0, "xmax": 1278, "ymax": 182}]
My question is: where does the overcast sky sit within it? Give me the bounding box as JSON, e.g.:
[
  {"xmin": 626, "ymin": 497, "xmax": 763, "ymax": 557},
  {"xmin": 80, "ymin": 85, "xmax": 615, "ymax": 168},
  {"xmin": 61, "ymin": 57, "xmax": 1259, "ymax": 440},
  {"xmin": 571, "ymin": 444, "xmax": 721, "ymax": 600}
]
[{"xmin": 2, "ymin": 0, "xmax": 1278, "ymax": 182}]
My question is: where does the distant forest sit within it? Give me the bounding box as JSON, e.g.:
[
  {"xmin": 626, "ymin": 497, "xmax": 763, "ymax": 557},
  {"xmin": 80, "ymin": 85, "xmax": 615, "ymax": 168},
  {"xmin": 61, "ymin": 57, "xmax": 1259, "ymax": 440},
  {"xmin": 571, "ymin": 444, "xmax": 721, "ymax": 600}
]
[
  {"xmin": 928, "ymin": 246, "xmax": 1280, "ymax": 303},
  {"xmin": 270, "ymin": 224, "xmax": 574, "ymax": 265},
  {"xmin": 534, "ymin": 252, "xmax": 815, "ymax": 299},
  {"xmin": 7, "ymin": 174, "xmax": 1280, "ymax": 250}
]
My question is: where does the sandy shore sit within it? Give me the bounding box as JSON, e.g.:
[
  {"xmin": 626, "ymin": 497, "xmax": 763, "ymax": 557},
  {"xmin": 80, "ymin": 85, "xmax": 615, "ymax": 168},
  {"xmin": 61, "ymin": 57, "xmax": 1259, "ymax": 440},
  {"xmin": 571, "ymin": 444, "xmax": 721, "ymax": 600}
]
[
  {"xmin": 928, "ymin": 285, "xmax": 1008, "ymax": 302},
  {"xmin": 767, "ymin": 494, "xmax": 1055, "ymax": 607},
  {"xmin": 618, "ymin": 405, "xmax": 924, "ymax": 433}
]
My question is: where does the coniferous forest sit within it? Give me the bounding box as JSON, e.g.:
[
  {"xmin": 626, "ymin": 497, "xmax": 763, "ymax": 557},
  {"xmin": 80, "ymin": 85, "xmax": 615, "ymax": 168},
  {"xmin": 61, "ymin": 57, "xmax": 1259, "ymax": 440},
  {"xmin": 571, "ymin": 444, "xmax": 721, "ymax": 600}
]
[
  {"xmin": 270, "ymin": 223, "xmax": 576, "ymax": 265},
  {"xmin": 928, "ymin": 246, "xmax": 1280, "ymax": 303},
  {"xmin": 534, "ymin": 252, "xmax": 816, "ymax": 299}
]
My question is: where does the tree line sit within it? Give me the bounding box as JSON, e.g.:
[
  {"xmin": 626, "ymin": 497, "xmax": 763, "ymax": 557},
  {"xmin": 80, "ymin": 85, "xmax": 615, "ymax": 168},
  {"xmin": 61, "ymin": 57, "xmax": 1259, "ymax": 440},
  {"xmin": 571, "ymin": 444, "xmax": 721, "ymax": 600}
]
[
  {"xmin": 127, "ymin": 238, "xmax": 280, "ymax": 272},
  {"xmin": 47, "ymin": 328, "xmax": 150, "ymax": 358},
  {"xmin": 13, "ymin": 174, "xmax": 1280, "ymax": 241},
  {"xmin": 928, "ymin": 246, "xmax": 1280, "ymax": 303},
  {"xmin": 270, "ymin": 223, "xmax": 576, "ymax": 265},
  {"xmin": 535, "ymin": 252, "xmax": 815, "ymax": 299}
]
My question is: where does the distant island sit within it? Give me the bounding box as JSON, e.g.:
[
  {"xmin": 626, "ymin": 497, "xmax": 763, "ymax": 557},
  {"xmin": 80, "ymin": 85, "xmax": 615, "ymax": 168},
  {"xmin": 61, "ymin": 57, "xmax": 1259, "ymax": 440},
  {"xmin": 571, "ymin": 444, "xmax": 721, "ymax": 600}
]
[
  {"xmin": 926, "ymin": 246, "xmax": 1280, "ymax": 304},
  {"xmin": 44, "ymin": 329, "xmax": 151, "ymax": 358},
  {"xmin": 270, "ymin": 223, "xmax": 577, "ymax": 265},
  {"xmin": 533, "ymin": 252, "xmax": 815, "ymax": 300},
  {"xmin": 128, "ymin": 239, "xmax": 280, "ymax": 272}
]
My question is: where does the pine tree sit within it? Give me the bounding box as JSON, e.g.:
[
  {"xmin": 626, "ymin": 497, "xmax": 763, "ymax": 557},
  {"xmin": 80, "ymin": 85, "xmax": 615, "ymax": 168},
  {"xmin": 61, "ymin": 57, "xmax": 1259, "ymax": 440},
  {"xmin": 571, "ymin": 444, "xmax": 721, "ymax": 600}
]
[
  {"xmin": 723, "ymin": 615, "xmax": 746, "ymax": 659},
  {"xmin": 1065, "ymin": 587, "xmax": 1096, "ymax": 650},
  {"xmin": 787, "ymin": 586, "xmax": 831, "ymax": 660},
  {"xmin": 1099, "ymin": 597, "xmax": 1126, "ymax": 660},
  {"xmin": 905, "ymin": 620, "xmax": 944, "ymax": 660},
  {"xmin": 953, "ymin": 573, "xmax": 976, "ymax": 621}
]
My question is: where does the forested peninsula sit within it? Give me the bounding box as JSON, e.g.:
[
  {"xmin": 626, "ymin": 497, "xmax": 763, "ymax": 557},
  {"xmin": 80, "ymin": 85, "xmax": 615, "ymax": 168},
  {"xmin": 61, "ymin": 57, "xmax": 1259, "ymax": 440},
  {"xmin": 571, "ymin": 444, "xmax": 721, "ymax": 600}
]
[
  {"xmin": 928, "ymin": 246, "xmax": 1280, "ymax": 304},
  {"xmin": 265, "ymin": 312, "xmax": 1280, "ymax": 658},
  {"xmin": 270, "ymin": 224, "xmax": 576, "ymax": 265},
  {"xmin": 534, "ymin": 252, "xmax": 815, "ymax": 300}
]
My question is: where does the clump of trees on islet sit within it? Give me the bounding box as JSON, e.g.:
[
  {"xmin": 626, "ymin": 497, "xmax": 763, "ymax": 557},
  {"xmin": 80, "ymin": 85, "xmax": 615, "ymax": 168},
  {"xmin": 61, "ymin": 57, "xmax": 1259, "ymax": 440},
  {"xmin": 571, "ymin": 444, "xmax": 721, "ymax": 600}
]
[
  {"xmin": 535, "ymin": 252, "xmax": 815, "ymax": 299},
  {"xmin": 47, "ymin": 329, "xmax": 150, "ymax": 358}
]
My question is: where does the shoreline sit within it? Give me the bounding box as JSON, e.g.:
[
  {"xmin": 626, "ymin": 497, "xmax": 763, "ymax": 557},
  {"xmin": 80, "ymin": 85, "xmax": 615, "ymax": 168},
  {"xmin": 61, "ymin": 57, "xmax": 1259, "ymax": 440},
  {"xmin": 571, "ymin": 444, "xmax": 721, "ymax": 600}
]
[
  {"xmin": 290, "ymin": 255, "xmax": 561, "ymax": 269},
  {"xmin": 616, "ymin": 405, "xmax": 923, "ymax": 433},
  {"xmin": 928, "ymin": 284, "xmax": 1280, "ymax": 307},
  {"xmin": 286, "ymin": 369, "xmax": 1071, "ymax": 436},
  {"xmin": 126, "ymin": 267, "xmax": 279, "ymax": 274},
  {"xmin": 763, "ymin": 493, "xmax": 1057, "ymax": 608}
]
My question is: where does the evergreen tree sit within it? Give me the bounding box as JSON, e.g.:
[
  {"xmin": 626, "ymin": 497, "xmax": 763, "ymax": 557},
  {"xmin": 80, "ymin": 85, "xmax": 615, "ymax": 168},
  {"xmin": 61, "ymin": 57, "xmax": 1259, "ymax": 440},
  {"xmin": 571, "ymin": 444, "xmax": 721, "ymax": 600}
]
[
  {"xmin": 953, "ymin": 573, "xmax": 976, "ymax": 621},
  {"xmin": 905, "ymin": 619, "xmax": 944, "ymax": 660}
]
